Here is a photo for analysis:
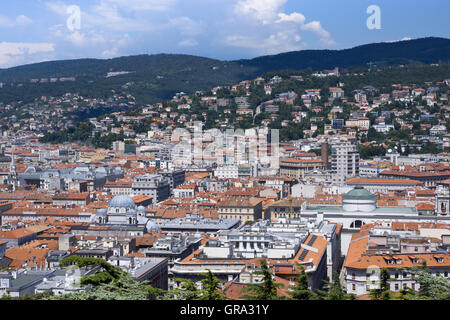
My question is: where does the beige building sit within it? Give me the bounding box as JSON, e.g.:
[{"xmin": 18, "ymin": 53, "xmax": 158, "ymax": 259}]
[
  {"xmin": 218, "ymin": 198, "xmax": 263, "ymax": 223},
  {"xmin": 268, "ymin": 198, "xmax": 306, "ymax": 221},
  {"xmin": 279, "ymin": 158, "xmax": 325, "ymax": 179},
  {"xmin": 104, "ymin": 180, "xmax": 132, "ymax": 195},
  {"xmin": 345, "ymin": 117, "xmax": 370, "ymax": 130}
]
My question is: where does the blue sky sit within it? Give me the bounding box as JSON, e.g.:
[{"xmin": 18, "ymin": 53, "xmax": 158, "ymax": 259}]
[{"xmin": 0, "ymin": 0, "xmax": 448, "ymax": 68}]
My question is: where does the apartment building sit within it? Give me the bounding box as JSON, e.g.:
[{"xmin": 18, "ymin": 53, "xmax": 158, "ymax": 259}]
[
  {"xmin": 331, "ymin": 142, "xmax": 360, "ymax": 185},
  {"xmin": 279, "ymin": 158, "xmax": 325, "ymax": 180},
  {"xmin": 132, "ymin": 174, "xmax": 170, "ymax": 205},
  {"xmin": 343, "ymin": 222, "xmax": 450, "ymax": 296},
  {"xmin": 218, "ymin": 198, "xmax": 263, "ymax": 223}
]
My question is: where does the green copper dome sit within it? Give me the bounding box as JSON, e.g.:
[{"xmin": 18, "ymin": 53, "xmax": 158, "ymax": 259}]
[{"xmin": 343, "ymin": 187, "xmax": 376, "ymax": 200}]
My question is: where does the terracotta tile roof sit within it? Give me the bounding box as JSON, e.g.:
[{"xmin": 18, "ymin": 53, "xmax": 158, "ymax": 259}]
[
  {"xmin": 53, "ymin": 193, "xmax": 90, "ymax": 200},
  {"xmin": 3, "ymin": 207, "xmax": 95, "ymax": 217},
  {"xmin": 218, "ymin": 197, "xmax": 262, "ymax": 207},
  {"xmin": 174, "ymin": 184, "xmax": 197, "ymax": 189},
  {"xmin": 280, "ymin": 158, "xmax": 323, "ymax": 163},
  {"xmin": 135, "ymin": 233, "xmax": 162, "ymax": 247},
  {"xmin": 344, "ymin": 226, "xmax": 450, "ymax": 270},
  {"xmin": 416, "ymin": 203, "xmax": 435, "ymax": 210},
  {"xmin": 347, "ymin": 178, "xmax": 423, "ymax": 185},
  {"xmin": 0, "ymin": 227, "xmax": 37, "ymax": 239},
  {"xmin": 132, "ymin": 195, "xmax": 153, "ymax": 203},
  {"xmin": 381, "ymin": 170, "xmax": 450, "ymax": 179},
  {"xmin": 391, "ymin": 221, "xmax": 450, "ymax": 231},
  {"xmin": 223, "ymin": 275, "xmax": 291, "ymax": 300},
  {"xmin": 4, "ymin": 241, "xmax": 55, "ymax": 269}
]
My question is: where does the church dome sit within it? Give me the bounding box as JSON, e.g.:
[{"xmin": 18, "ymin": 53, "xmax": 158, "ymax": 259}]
[
  {"xmin": 343, "ymin": 187, "xmax": 377, "ymax": 212},
  {"xmin": 146, "ymin": 220, "xmax": 160, "ymax": 233},
  {"xmin": 109, "ymin": 195, "xmax": 136, "ymax": 209},
  {"xmin": 126, "ymin": 209, "xmax": 137, "ymax": 216},
  {"xmin": 343, "ymin": 187, "xmax": 376, "ymax": 201},
  {"xmin": 97, "ymin": 208, "xmax": 107, "ymax": 216}
]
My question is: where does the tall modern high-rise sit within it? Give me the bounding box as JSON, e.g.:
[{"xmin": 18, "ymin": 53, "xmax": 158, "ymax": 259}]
[
  {"xmin": 321, "ymin": 140, "xmax": 330, "ymax": 170},
  {"xmin": 331, "ymin": 142, "xmax": 360, "ymax": 185}
]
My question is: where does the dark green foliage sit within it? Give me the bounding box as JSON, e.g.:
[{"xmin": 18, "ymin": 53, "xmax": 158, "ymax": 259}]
[
  {"xmin": 318, "ymin": 271, "xmax": 356, "ymax": 300},
  {"xmin": 241, "ymin": 259, "xmax": 283, "ymax": 300},
  {"xmin": 358, "ymin": 144, "xmax": 386, "ymax": 159},
  {"xmin": 39, "ymin": 122, "xmax": 128, "ymax": 149},
  {"xmin": 48, "ymin": 256, "xmax": 161, "ymax": 300},
  {"xmin": 410, "ymin": 262, "xmax": 449, "ymax": 300},
  {"xmin": 199, "ymin": 270, "xmax": 227, "ymax": 300},
  {"xmin": 238, "ymin": 37, "xmax": 450, "ymax": 73},
  {"xmin": 59, "ymin": 256, "xmax": 125, "ymax": 283},
  {"xmin": 164, "ymin": 278, "xmax": 203, "ymax": 300},
  {"xmin": 369, "ymin": 268, "xmax": 393, "ymax": 300},
  {"xmin": 1, "ymin": 38, "xmax": 449, "ymax": 105},
  {"xmin": 288, "ymin": 265, "xmax": 319, "ymax": 300},
  {"xmin": 39, "ymin": 122, "xmax": 94, "ymax": 145},
  {"xmin": 160, "ymin": 270, "xmax": 226, "ymax": 300},
  {"xmin": 18, "ymin": 291, "xmax": 54, "ymax": 300}
]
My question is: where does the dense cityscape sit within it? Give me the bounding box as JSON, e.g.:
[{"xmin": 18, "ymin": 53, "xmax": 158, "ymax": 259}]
[
  {"xmin": 0, "ymin": 61, "xmax": 449, "ymax": 301},
  {"xmin": 0, "ymin": 1, "xmax": 449, "ymax": 309}
]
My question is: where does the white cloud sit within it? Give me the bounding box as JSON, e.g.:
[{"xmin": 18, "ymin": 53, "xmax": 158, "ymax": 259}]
[
  {"xmin": 68, "ymin": 31, "xmax": 86, "ymax": 46},
  {"xmin": 0, "ymin": 14, "xmax": 33, "ymax": 27},
  {"xmin": 102, "ymin": 47, "xmax": 119, "ymax": 58},
  {"xmin": 45, "ymin": 1, "xmax": 68, "ymax": 15},
  {"xmin": 46, "ymin": 1, "xmax": 152, "ymax": 33},
  {"xmin": 16, "ymin": 15, "xmax": 33, "ymax": 26},
  {"xmin": 104, "ymin": 0, "xmax": 176, "ymax": 12},
  {"xmin": 235, "ymin": 0, "xmax": 286, "ymax": 24},
  {"xmin": 276, "ymin": 13, "xmax": 334, "ymax": 45},
  {"xmin": 301, "ymin": 21, "xmax": 335, "ymax": 45},
  {"xmin": 179, "ymin": 39, "xmax": 199, "ymax": 47},
  {"xmin": 276, "ymin": 12, "xmax": 305, "ymax": 24},
  {"xmin": 385, "ymin": 37, "xmax": 412, "ymax": 43},
  {"xmin": 226, "ymin": 31, "xmax": 304, "ymax": 55},
  {"xmin": 0, "ymin": 42, "xmax": 55, "ymax": 68},
  {"xmin": 48, "ymin": 24, "xmax": 107, "ymax": 47},
  {"xmin": 231, "ymin": 0, "xmax": 335, "ymax": 53},
  {"xmin": 169, "ymin": 17, "xmax": 203, "ymax": 36}
]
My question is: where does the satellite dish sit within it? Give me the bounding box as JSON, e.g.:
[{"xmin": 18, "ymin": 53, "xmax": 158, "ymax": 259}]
[{"xmin": 388, "ymin": 149, "xmax": 392, "ymax": 153}]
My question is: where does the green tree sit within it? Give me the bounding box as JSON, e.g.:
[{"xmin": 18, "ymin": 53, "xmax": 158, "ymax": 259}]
[
  {"xmin": 44, "ymin": 256, "xmax": 162, "ymax": 300},
  {"xmin": 241, "ymin": 259, "xmax": 283, "ymax": 300},
  {"xmin": 161, "ymin": 278, "xmax": 203, "ymax": 300},
  {"xmin": 369, "ymin": 268, "xmax": 392, "ymax": 300},
  {"xmin": 160, "ymin": 270, "xmax": 225, "ymax": 300},
  {"xmin": 318, "ymin": 271, "xmax": 357, "ymax": 300},
  {"xmin": 289, "ymin": 264, "xmax": 318, "ymax": 300},
  {"xmin": 410, "ymin": 261, "xmax": 450, "ymax": 300},
  {"xmin": 199, "ymin": 269, "xmax": 226, "ymax": 300}
]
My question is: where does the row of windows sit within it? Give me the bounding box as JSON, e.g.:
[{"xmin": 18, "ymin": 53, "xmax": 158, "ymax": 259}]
[
  {"xmin": 353, "ymin": 271, "xmax": 449, "ymax": 280},
  {"xmin": 352, "ymin": 283, "xmax": 418, "ymax": 291},
  {"xmin": 220, "ymin": 208, "xmax": 252, "ymax": 213}
]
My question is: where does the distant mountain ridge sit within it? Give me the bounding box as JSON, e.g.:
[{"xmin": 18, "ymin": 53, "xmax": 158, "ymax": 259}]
[
  {"xmin": 0, "ymin": 37, "xmax": 449, "ymax": 103},
  {"xmin": 237, "ymin": 37, "xmax": 450, "ymax": 71}
]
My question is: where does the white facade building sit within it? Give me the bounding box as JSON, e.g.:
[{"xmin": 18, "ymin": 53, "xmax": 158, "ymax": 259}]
[{"xmin": 331, "ymin": 142, "xmax": 360, "ymax": 185}]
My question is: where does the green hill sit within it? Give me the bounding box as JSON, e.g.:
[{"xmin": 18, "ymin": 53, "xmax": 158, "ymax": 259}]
[
  {"xmin": 0, "ymin": 37, "xmax": 449, "ymax": 104},
  {"xmin": 238, "ymin": 37, "xmax": 450, "ymax": 71}
]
